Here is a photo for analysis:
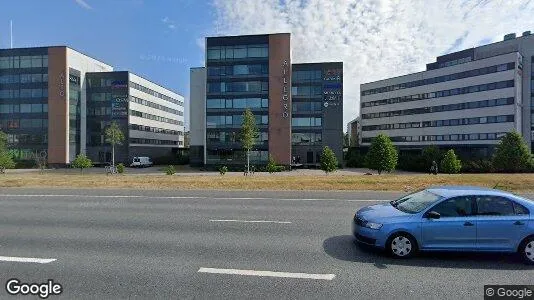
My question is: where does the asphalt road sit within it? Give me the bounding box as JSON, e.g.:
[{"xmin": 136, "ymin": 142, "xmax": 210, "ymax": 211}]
[{"xmin": 0, "ymin": 188, "xmax": 532, "ymax": 299}]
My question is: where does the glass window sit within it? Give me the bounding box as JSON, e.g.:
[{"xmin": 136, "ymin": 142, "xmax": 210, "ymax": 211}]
[
  {"xmin": 476, "ymin": 196, "xmax": 515, "ymax": 216},
  {"xmin": 234, "ymin": 47, "xmax": 247, "ymax": 59},
  {"xmin": 430, "ymin": 197, "xmax": 474, "ymax": 217},
  {"xmin": 20, "ymin": 104, "xmax": 31, "ymax": 113},
  {"xmin": 20, "ymin": 56, "xmax": 31, "ymax": 68},
  {"xmin": 31, "ymin": 104, "xmax": 42, "ymax": 113},
  {"xmin": 31, "ymin": 56, "xmax": 42, "ymax": 68},
  {"xmin": 207, "ymin": 48, "xmax": 220, "ymax": 60},
  {"xmin": 514, "ymin": 202, "xmax": 529, "ymax": 215},
  {"xmin": 393, "ymin": 190, "xmax": 442, "ymax": 214}
]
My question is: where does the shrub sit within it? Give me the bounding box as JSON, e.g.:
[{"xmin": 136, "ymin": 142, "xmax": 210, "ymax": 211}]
[
  {"xmin": 422, "ymin": 146, "xmax": 442, "ymax": 168},
  {"xmin": 320, "ymin": 146, "xmax": 338, "ymax": 174},
  {"xmin": 366, "ymin": 134, "xmax": 398, "ymax": 174},
  {"xmin": 116, "ymin": 163, "xmax": 125, "ymax": 174},
  {"xmin": 345, "ymin": 148, "xmax": 365, "ymax": 168},
  {"xmin": 219, "ymin": 165, "xmax": 228, "ymax": 175},
  {"xmin": 493, "ymin": 131, "xmax": 532, "ymax": 173},
  {"xmin": 441, "ymin": 149, "xmax": 462, "ymax": 174},
  {"xmin": 71, "ymin": 154, "xmax": 93, "ymax": 174},
  {"xmin": 266, "ymin": 155, "xmax": 278, "ymax": 174},
  {"xmin": 462, "ymin": 159, "xmax": 494, "ymax": 173},
  {"xmin": 164, "ymin": 165, "xmax": 176, "ymax": 175},
  {"xmin": 0, "ymin": 151, "xmax": 15, "ymax": 173}
]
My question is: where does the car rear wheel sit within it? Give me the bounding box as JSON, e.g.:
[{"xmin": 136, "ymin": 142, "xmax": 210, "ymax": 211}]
[
  {"xmin": 520, "ymin": 238, "xmax": 534, "ymax": 265},
  {"xmin": 388, "ymin": 233, "xmax": 417, "ymax": 258}
]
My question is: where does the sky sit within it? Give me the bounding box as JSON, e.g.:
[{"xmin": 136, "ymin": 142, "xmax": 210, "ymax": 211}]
[{"xmin": 1, "ymin": 0, "xmax": 534, "ymax": 131}]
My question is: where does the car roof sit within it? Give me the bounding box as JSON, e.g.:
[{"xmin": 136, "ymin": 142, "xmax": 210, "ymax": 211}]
[{"xmin": 426, "ymin": 185, "xmax": 515, "ymax": 198}]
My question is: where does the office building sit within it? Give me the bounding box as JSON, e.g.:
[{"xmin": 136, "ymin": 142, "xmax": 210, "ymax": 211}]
[
  {"xmin": 360, "ymin": 32, "xmax": 534, "ymax": 156},
  {"xmin": 189, "ymin": 33, "xmax": 343, "ymax": 167},
  {"xmin": 347, "ymin": 117, "xmax": 361, "ymax": 147},
  {"xmin": 0, "ymin": 46, "xmax": 184, "ymax": 166}
]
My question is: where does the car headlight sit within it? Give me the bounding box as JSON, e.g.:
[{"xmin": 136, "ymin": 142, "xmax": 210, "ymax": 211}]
[{"xmin": 364, "ymin": 222, "xmax": 383, "ymax": 230}]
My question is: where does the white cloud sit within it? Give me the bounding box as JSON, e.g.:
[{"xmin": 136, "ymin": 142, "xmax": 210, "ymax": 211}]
[
  {"xmin": 74, "ymin": 0, "xmax": 92, "ymax": 10},
  {"xmin": 162, "ymin": 16, "xmax": 177, "ymax": 30},
  {"xmin": 212, "ymin": 0, "xmax": 534, "ymax": 128}
]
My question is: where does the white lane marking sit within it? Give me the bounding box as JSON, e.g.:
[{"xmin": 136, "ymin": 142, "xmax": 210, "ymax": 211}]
[
  {"xmin": 0, "ymin": 256, "xmax": 56, "ymax": 264},
  {"xmin": 209, "ymin": 219, "xmax": 291, "ymax": 224},
  {"xmin": 0, "ymin": 194, "xmax": 389, "ymax": 202},
  {"xmin": 198, "ymin": 267, "xmax": 335, "ymax": 280}
]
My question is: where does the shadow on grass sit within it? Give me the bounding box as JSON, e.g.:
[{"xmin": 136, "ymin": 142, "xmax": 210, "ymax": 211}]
[{"xmin": 323, "ymin": 235, "xmax": 529, "ymax": 270}]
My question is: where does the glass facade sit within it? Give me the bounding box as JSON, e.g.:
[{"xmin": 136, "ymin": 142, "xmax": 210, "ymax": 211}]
[
  {"xmin": 205, "ymin": 37, "xmax": 270, "ymax": 165},
  {"xmin": 68, "ymin": 69, "xmax": 81, "ymax": 161},
  {"xmin": 0, "ymin": 49, "xmax": 49, "ymax": 160}
]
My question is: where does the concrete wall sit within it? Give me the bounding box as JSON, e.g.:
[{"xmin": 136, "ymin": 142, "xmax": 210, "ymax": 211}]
[{"xmin": 189, "ymin": 67, "xmax": 206, "ymax": 166}]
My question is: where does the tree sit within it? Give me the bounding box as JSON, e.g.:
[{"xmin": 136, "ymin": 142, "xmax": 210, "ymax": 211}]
[
  {"xmin": 441, "ymin": 149, "xmax": 462, "ymax": 174},
  {"xmin": 0, "ymin": 131, "xmax": 14, "ymax": 173},
  {"xmin": 71, "ymin": 154, "xmax": 93, "ymax": 174},
  {"xmin": 105, "ymin": 121, "xmax": 125, "ymax": 167},
  {"xmin": 240, "ymin": 109, "xmax": 259, "ymax": 175},
  {"xmin": 493, "ymin": 131, "xmax": 532, "ymax": 173},
  {"xmin": 343, "ymin": 133, "xmax": 350, "ymax": 148},
  {"xmin": 266, "ymin": 155, "xmax": 278, "ymax": 174},
  {"xmin": 320, "ymin": 146, "xmax": 338, "ymax": 174},
  {"xmin": 366, "ymin": 134, "xmax": 398, "ymax": 174},
  {"xmin": 422, "ymin": 145, "xmax": 442, "ymax": 167}
]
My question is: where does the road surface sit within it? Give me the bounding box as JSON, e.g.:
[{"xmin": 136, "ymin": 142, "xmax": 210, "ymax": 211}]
[{"xmin": 0, "ymin": 188, "xmax": 532, "ymax": 299}]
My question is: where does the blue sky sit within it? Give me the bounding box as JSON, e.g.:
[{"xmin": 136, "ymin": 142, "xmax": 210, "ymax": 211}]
[{"xmin": 0, "ymin": 0, "xmax": 214, "ymax": 128}]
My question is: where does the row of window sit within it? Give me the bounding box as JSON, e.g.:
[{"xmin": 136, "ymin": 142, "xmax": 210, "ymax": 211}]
[
  {"xmin": 292, "ymin": 132, "xmax": 323, "ymax": 145},
  {"xmin": 5, "ymin": 133, "xmax": 47, "ymax": 145},
  {"xmin": 292, "ymin": 70, "xmax": 323, "ymax": 82},
  {"xmin": 207, "ymin": 64, "xmax": 268, "ymax": 77},
  {"xmin": 292, "ymin": 102, "xmax": 323, "ymax": 112},
  {"xmin": 129, "ymin": 109, "xmax": 184, "ymax": 126},
  {"xmin": 0, "ymin": 118, "xmax": 48, "ymax": 130},
  {"xmin": 206, "ymin": 97, "xmax": 269, "ymax": 109},
  {"xmin": 207, "ymin": 131, "xmax": 268, "ymax": 144},
  {"xmin": 130, "ymin": 124, "xmax": 182, "ymax": 136},
  {"xmin": 130, "ymin": 81, "xmax": 184, "ymax": 106},
  {"xmin": 423, "ymin": 195, "xmax": 527, "ymax": 218},
  {"xmin": 0, "ymin": 88, "xmax": 48, "ymax": 99},
  {"xmin": 292, "ymin": 117, "xmax": 322, "ymax": 127},
  {"xmin": 362, "ymin": 97, "xmax": 514, "ymax": 119},
  {"xmin": 206, "ymin": 149, "xmax": 269, "ymax": 162},
  {"xmin": 0, "ymin": 103, "xmax": 48, "ymax": 114},
  {"xmin": 207, "ymin": 114, "xmax": 269, "ymax": 127},
  {"xmin": 362, "ymin": 132, "xmax": 507, "ymax": 143},
  {"xmin": 361, "ymin": 62, "xmax": 514, "ymax": 96},
  {"xmin": 129, "ymin": 138, "xmax": 180, "ymax": 146},
  {"xmin": 87, "ymin": 78, "xmax": 126, "ymax": 88},
  {"xmin": 362, "ymin": 115, "xmax": 515, "ymax": 131},
  {"xmin": 0, "ymin": 55, "xmax": 48, "ymax": 69},
  {"xmin": 130, "ymin": 96, "xmax": 183, "ymax": 116},
  {"xmin": 0, "ymin": 73, "xmax": 49, "ymax": 84},
  {"xmin": 207, "ymin": 45, "xmax": 269, "ymax": 60},
  {"xmin": 362, "ymin": 80, "xmax": 515, "ymax": 108},
  {"xmin": 207, "ymin": 81, "xmax": 269, "ymax": 93},
  {"xmin": 87, "ymin": 106, "xmax": 112, "ymax": 116},
  {"xmin": 291, "ymin": 85, "xmax": 322, "ymax": 97}
]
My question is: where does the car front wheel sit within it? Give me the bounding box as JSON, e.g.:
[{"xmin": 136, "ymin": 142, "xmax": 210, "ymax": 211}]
[
  {"xmin": 520, "ymin": 238, "xmax": 534, "ymax": 265},
  {"xmin": 387, "ymin": 233, "xmax": 417, "ymax": 258}
]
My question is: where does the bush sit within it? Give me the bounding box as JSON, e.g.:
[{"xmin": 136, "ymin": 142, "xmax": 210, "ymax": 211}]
[
  {"xmin": 0, "ymin": 151, "xmax": 15, "ymax": 173},
  {"xmin": 116, "ymin": 163, "xmax": 125, "ymax": 174},
  {"xmin": 320, "ymin": 146, "xmax": 338, "ymax": 174},
  {"xmin": 462, "ymin": 159, "xmax": 494, "ymax": 173},
  {"xmin": 441, "ymin": 149, "xmax": 462, "ymax": 174},
  {"xmin": 422, "ymin": 146, "xmax": 442, "ymax": 167},
  {"xmin": 396, "ymin": 152, "xmax": 426, "ymax": 172},
  {"xmin": 493, "ymin": 131, "xmax": 532, "ymax": 173},
  {"xmin": 345, "ymin": 148, "xmax": 365, "ymax": 168},
  {"xmin": 219, "ymin": 165, "xmax": 228, "ymax": 175},
  {"xmin": 366, "ymin": 134, "xmax": 398, "ymax": 174},
  {"xmin": 71, "ymin": 154, "xmax": 93, "ymax": 174},
  {"xmin": 164, "ymin": 165, "xmax": 176, "ymax": 175},
  {"xmin": 266, "ymin": 155, "xmax": 278, "ymax": 173}
]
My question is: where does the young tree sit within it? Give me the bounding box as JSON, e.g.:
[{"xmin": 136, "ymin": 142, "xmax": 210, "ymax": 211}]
[
  {"xmin": 493, "ymin": 131, "xmax": 532, "ymax": 173},
  {"xmin": 366, "ymin": 134, "xmax": 398, "ymax": 174},
  {"xmin": 0, "ymin": 131, "xmax": 14, "ymax": 173},
  {"xmin": 320, "ymin": 146, "xmax": 338, "ymax": 174},
  {"xmin": 441, "ymin": 149, "xmax": 462, "ymax": 174},
  {"xmin": 240, "ymin": 109, "xmax": 259, "ymax": 175},
  {"xmin": 105, "ymin": 121, "xmax": 125, "ymax": 167},
  {"xmin": 71, "ymin": 154, "xmax": 93, "ymax": 174},
  {"xmin": 266, "ymin": 155, "xmax": 278, "ymax": 174}
]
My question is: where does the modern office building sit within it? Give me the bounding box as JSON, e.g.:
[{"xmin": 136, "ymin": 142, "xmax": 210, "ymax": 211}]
[
  {"xmin": 0, "ymin": 46, "xmax": 184, "ymax": 166},
  {"xmin": 347, "ymin": 117, "xmax": 361, "ymax": 147},
  {"xmin": 189, "ymin": 33, "xmax": 343, "ymax": 167},
  {"xmin": 360, "ymin": 32, "xmax": 534, "ymax": 157}
]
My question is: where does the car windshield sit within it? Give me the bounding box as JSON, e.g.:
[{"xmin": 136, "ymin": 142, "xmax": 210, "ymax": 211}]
[
  {"xmin": 133, "ymin": 158, "xmax": 140, "ymax": 162},
  {"xmin": 391, "ymin": 190, "xmax": 442, "ymax": 214}
]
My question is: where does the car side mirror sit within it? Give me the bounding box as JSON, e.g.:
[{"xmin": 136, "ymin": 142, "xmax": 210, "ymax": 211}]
[{"xmin": 425, "ymin": 211, "xmax": 440, "ymax": 219}]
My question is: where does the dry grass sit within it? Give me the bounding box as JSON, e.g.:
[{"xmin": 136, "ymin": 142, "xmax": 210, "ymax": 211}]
[{"xmin": 0, "ymin": 172, "xmax": 533, "ymax": 192}]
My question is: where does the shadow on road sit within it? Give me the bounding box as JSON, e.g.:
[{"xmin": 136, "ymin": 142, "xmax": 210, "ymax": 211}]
[{"xmin": 323, "ymin": 235, "xmax": 529, "ymax": 270}]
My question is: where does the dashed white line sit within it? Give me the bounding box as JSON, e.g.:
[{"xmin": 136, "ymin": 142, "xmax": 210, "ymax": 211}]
[
  {"xmin": 209, "ymin": 219, "xmax": 292, "ymax": 224},
  {"xmin": 198, "ymin": 267, "xmax": 335, "ymax": 280},
  {"xmin": 0, "ymin": 256, "xmax": 56, "ymax": 264}
]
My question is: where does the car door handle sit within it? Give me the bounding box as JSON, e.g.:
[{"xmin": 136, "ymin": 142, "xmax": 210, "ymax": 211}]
[
  {"xmin": 464, "ymin": 221, "xmax": 475, "ymax": 226},
  {"xmin": 514, "ymin": 221, "xmax": 525, "ymax": 225}
]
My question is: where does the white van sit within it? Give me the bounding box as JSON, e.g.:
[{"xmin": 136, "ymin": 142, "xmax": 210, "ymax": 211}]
[{"xmin": 130, "ymin": 156, "xmax": 153, "ymax": 168}]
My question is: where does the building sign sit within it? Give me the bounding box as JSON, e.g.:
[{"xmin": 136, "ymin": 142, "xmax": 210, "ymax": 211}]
[
  {"xmin": 69, "ymin": 74, "xmax": 80, "ymax": 86},
  {"xmin": 324, "ymin": 69, "xmax": 342, "ymax": 81},
  {"xmin": 281, "ymin": 59, "xmax": 289, "ymax": 118},
  {"xmin": 59, "ymin": 72, "xmax": 65, "ymax": 97},
  {"xmin": 111, "ymin": 80, "xmax": 128, "ymax": 89},
  {"xmin": 111, "ymin": 94, "xmax": 128, "ymax": 117}
]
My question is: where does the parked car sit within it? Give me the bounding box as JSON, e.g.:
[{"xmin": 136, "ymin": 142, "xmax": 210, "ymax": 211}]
[
  {"xmin": 130, "ymin": 156, "xmax": 153, "ymax": 168},
  {"xmin": 352, "ymin": 186, "xmax": 534, "ymax": 264}
]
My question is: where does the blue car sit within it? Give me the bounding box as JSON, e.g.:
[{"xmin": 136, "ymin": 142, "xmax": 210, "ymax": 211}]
[{"xmin": 352, "ymin": 186, "xmax": 534, "ymax": 264}]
